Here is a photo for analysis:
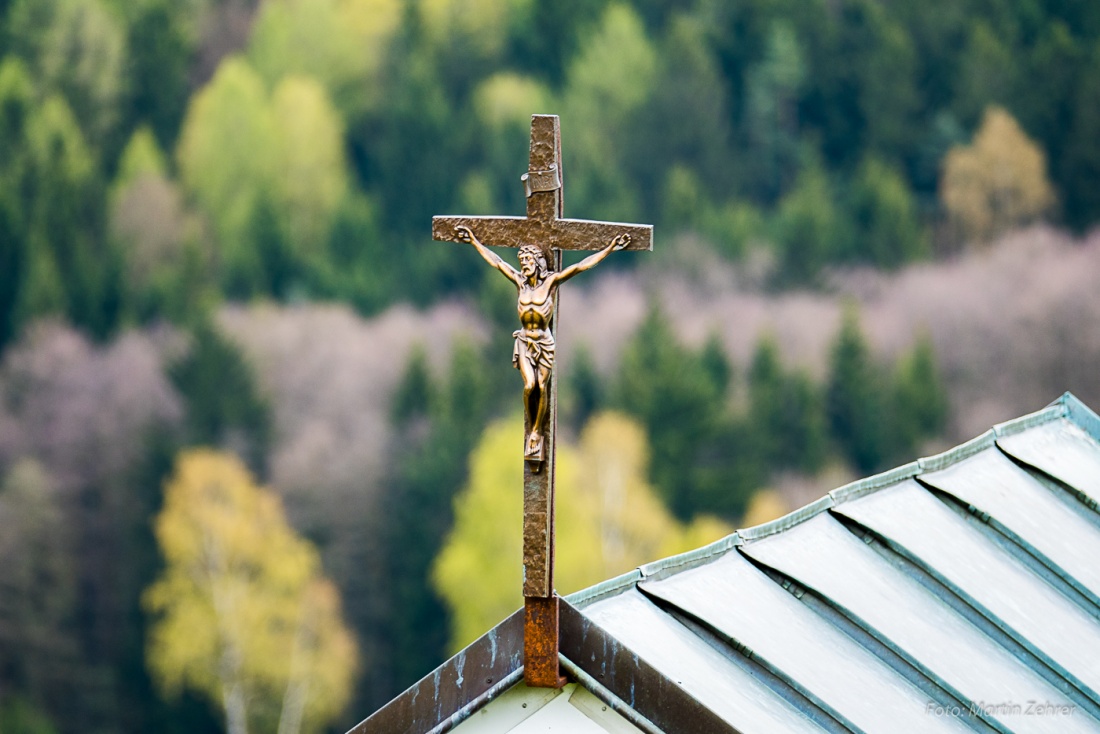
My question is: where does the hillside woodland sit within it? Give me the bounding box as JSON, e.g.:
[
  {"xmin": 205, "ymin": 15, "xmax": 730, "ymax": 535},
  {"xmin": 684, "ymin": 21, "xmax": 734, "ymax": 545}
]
[{"xmin": 1, "ymin": 0, "xmax": 1098, "ymax": 732}]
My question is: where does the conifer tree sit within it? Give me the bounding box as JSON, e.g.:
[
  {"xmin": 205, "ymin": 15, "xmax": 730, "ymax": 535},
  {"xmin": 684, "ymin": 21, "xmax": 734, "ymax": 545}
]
[
  {"xmin": 168, "ymin": 318, "xmax": 272, "ymax": 475},
  {"xmin": 614, "ymin": 303, "xmax": 727, "ymax": 519},
  {"xmin": 749, "ymin": 334, "xmax": 825, "ymax": 473},
  {"xmin": 892, "ymin": 332, "xmax": 949, "ymax": 454},
  {"xmin": 565, "ymin": 343, "xmax": 603, "ymax": 435},
  {"xmin": 826, "ymin": 306, "xmax": 887, "ymax": 473},
  {"xmin": 373, "ymin": 339, "xmax": 494, "ymax": 700}
]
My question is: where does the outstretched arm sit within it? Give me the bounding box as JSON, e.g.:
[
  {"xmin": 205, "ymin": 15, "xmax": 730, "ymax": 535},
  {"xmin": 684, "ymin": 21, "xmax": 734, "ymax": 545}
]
[
  {"xmin": 554, "ymin": 233, "xmax": 631, "ymax": 284},
  {"xmin": 454, "ymin": 226, "xmax": 521, "ymax": 285}
]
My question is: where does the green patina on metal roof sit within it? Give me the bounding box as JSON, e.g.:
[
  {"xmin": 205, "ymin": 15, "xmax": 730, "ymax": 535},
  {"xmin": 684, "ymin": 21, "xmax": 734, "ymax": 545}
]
[{"xmin": 351, "ymin": 393, "xmax": 1100, "ymax": 733}]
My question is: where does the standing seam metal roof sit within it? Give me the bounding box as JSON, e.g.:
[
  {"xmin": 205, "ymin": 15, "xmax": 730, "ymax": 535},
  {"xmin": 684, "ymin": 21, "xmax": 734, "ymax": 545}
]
[{"xmin": 350, "ymin": 393, "xmax": 1100, "ymax": 734}]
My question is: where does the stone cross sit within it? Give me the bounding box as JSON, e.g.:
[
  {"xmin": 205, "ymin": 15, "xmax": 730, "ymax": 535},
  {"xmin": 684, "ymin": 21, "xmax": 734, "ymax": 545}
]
[{"xmin": 432, "ymin": 115, "xmax": 652, "ymax": 688}]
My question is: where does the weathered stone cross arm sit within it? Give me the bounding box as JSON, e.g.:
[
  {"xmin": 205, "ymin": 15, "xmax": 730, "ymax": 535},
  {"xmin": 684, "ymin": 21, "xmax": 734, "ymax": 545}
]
[{"xmin": 431, "ymin": 215, "xmax": 652, "ymax": 253}]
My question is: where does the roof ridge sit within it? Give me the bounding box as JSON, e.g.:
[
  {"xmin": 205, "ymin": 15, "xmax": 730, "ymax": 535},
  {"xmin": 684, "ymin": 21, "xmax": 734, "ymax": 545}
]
[
  {"xmin": 1057, "ymin": 391, "xmax": 1100, "ymax": 441},
  {"xmin": 566, "ymin": 394, "xmax": 1084, "ymax": 605}
]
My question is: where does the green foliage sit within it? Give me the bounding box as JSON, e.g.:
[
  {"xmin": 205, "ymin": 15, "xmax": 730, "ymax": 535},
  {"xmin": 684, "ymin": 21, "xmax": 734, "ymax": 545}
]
[
  {"xmin": 748, "ymin": 334, "xmax": 826, "ymax": 473},
  {"xmin": 113, "ymin": 125, "xmax": 167, "ymax": 193},
  {"xmin": 743, "ymin": 20, "xmax": 805, "ymax": 203},
  {"xmin": 433, "ymin": 411, "xmax": 731, "ymax": 651},
  {"xmin": 826, "ymin": 308, "xmax": 948, "ymax": 472},
  {"xmin": 772, "ymin": 161, "xmax": 847, "ymax": 286},
  {"xmin": 564, "ymin": 343, "xmax": 603, "ymax": 433},
  {"xmin": 7, "ymin": 0, "xmax": 128, "ymax": 153},
  {"xmin": 247, "ymin": 0, "xmax": 401, "ymax": 117},
  {"xmin": 168, "ymin": 318, "xmax": 272, "ymax": 475},
  {"xmin": 826, "ymin": 306, "xmax": 887, "ymax": 473},
  {"xmin": 562, "ymin": 3, "xmax": 657, "ymax": 223},
  {"xmin": 847, "ymin": 156, "xmax": 928, "ymax": 267},
  {"xmin": 313, "ymin": 191, "xmax": 394, "ymax": 314},
  {"xmin": 613, "ymin": 303, "xmax": 732, "ymax": 519},
  {"xmin": 4, "ymin": 0, "xmax": 1100, "ymax": 344},
  {"xmin": 124, "ymin": 0, "xmax": 194, "ymax": 149},
  {"xmin": 892, "ymin": 332, "xmax": 949, "ymax": 452},
  {"xmin": 0, "ymin": 461, "xmax": 74, "ymax": 730},
  {"xmin": 177, "ymin": 60, "xmax": 350, "ymax": 300},
  {"xmin": 13, "ymin": 90, "xmax": 121, "ymax": 340},
  {"xmin": 176, "ymin": 58, "xmax": 276, "ymax": 282},
  {"xmin": 370, "ymin": 339, "xmax": 496, "ymax": 701},
  {"xmin": 270, "ymin": 75, "xmax": 348, "ymax": 259},
  {"xmin": 0, "ymin": 696, "xmax": 58, "ymax": 734},
  {"xmin": 390, "ymin": 344, "xmax": 435, "ymax": 425},
  {"xmin": 1061, "ymin": 42, "xmax": 1100, "ymax": 231}
]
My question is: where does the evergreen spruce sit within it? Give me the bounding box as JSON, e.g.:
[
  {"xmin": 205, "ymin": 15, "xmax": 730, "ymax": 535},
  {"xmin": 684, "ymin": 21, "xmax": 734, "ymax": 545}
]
[{"xmin": 826, "ymin": 306, "xmax": 888, "ymax": 473}]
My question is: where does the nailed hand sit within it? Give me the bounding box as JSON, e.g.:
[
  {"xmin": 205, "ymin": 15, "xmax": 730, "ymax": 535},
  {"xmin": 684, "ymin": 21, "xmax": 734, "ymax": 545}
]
[{"xmin": 611, "ymin": 232, "xmax": 632, "ymax": 250}]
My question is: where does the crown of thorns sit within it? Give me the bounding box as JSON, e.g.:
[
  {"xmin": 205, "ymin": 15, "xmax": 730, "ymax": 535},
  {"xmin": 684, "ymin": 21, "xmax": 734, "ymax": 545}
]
[{"xmin": 518, "ymin": 244, "xmax": 550, "ymax": 275}]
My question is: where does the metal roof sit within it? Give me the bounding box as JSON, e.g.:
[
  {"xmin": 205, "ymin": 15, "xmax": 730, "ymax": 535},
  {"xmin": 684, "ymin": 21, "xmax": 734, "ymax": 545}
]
[{"xmin": 350, "ymin": 392, "xmax": 1100, "ymax": 734}]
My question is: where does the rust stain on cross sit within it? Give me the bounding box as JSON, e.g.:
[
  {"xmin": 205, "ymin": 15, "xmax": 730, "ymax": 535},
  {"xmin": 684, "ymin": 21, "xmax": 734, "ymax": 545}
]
[{"xmin": 432, "ymin": 115, "xmax": 652, "ymax": 689}]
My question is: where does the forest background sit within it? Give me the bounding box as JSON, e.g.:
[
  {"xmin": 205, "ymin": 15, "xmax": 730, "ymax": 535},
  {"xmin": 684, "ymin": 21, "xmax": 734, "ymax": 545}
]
[{"xmin": 2, "ymin": 0, "xmax": 1100, "ymax": 732}]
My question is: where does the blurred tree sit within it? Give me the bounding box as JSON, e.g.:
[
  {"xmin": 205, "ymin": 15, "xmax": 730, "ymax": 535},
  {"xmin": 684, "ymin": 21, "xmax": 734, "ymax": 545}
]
[
  {"xmin": 1017, "ymin": 21, "xmax": 1080, "ymax": 197},
  {"xmin": 177, "ymin": 57, "xmax": 276, "ymax": 289},
  {"xmin": 953, "ymin": 22, "xmax": 1015, "ymax": 129},
  {"xmin": 816, "ymin": 0, "xmax": 920, "ymax": 166},
  {"xmin": 248, "ymin": 0, "xmax": 401, "ymax": 118},
  {"xmin": 110, "ymin": 171, "xmax": 210, "ymax": 323},
  {"xmin": 110, "ymin": 125, "xmax": 215, "ymax": 323},
  {"xmin": 1061, "ymin": 42, "xmax": 1100, "ymax": 231},
  {"xmin": 892, "ymin": 332, "xmax": 948, "ymax": 455},
  {"xmin": 0, "ymin": 324, "xmax": 192, "ymax": 733},
  {"xmin": 433, "ymin": 412, "xmax": 730, "ymax": 651},
  {"xmin": 369, "ymin": 339, "xmax": 494, "ymax": 703},
  {"xmin": 0, "ymin": 460, "xmax": 75, "ymax": 733},
  {"xmin": 506, "ymin": 0, "xmax": 609, "ymax": 86},
  {"xmin": 564, "ymin": 343, "xmax": 604, "ymax": 434},
  {"xmin": 748, "ymin": 334, "xmax": 826, "ymax": 473},
  {"xmin": 638, "ymin": 15, "xmax": 736, "ymax": 217},
  {"xmin": 113, "ymin": 125, "xmax": 168, "ymax": 192},
  {"xmin": 0, "ymin": 697, "xmax": 59, "ymax": 734},
  {"xmin": 352, "ymin": 38, "xmax": 478, "ymax": 303},
  {"xmin": 562, "ymin": 3, "xmax": 656, "ymax": 223},
  {"xmin": 614, "ymin": 303, "xmax": 729, "ymax": 519},
  {"xmin": 21, "ymin": 94, "xmax": 121, "ymax": 340},
  {"xmin": 743, "ymin": 20, "xmax": 805, "ymax": 203},
  {"xmin": 7, "ymin": 0, "xmax": 128, "ymax": 154},
  {"xmin": 772, "ymin": 160, "xmax": 847, "ymax": 285},
  {"xmin": 315, "ymin": 191, "xmax": 393, "ymax": 314},
  {"xmin": 178, "ymin": 59, "xmax": 350, "ymax": 301},
  {"xmin": 0, "ymin": 57, "xmax": 34, "ymax": 349},
  {"xmin": 700, "ymin": 333, "xmax": 732, "ymax": 395},
  {"xmin": 826, "ymin": 306, "xmax": 887, "ymax": 473},
  {"xmin": 414, "ymin": 0, "xmax": 539, "ymax": 103},
  {"xmin": 940, "ymin": 105, "xmax": 1056, "ymax": 247},
  {"xmin": 168, "ymin": 317, "xmax": 272, "ymax": 475},
  {"xmin": 145, "ymin": 449, "xmax": 357, "ymax": 734},
  {"xmin": 240, "ymin": 190, "xmax": 295, "ymax": 300},
  {"xmin": 270, "ymin": 75, "xmax": 348, "ymax": 266},
  {"xmin": 471, "ymin": 71, "xmax": 551, "ymax": 216},
  {"xmin": 389, "ymin": 344, "xmax": 434, "ymax": 426},
  {"xmin": 123, "ymin": 0, "xmax": 194, "ymax": 150},
  {"xmin": 846, "ymin": 156, "xmax": 928, "ymax": 268}
]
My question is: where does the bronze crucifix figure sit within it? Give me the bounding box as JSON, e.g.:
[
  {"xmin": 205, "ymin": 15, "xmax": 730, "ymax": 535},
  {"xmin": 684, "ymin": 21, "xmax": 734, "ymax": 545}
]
[
  {"xmin": 432, "ymin": 114, "xmax": 652, "ymax": 688},
  {"xmin": 453, "ymin": 225, "xmax": 631, "ymax": 462},
  {"xmin": 433, "ymin": 115, "xmax": 652, "ymax": 467}
]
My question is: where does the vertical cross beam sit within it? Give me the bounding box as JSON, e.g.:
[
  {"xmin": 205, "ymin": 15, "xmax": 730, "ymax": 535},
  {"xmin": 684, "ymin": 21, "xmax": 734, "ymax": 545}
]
[{"xmin": 521, "ymin": 116, "xmax": 565, "ymax": 688}]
